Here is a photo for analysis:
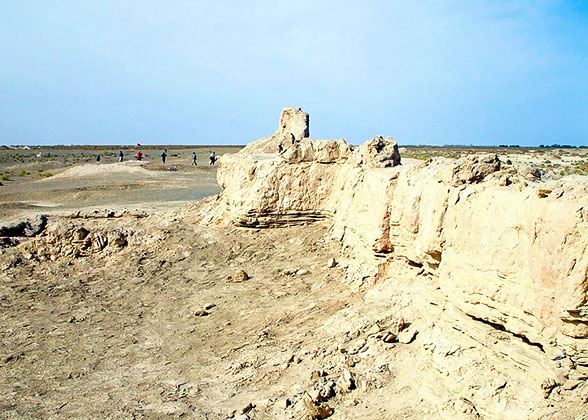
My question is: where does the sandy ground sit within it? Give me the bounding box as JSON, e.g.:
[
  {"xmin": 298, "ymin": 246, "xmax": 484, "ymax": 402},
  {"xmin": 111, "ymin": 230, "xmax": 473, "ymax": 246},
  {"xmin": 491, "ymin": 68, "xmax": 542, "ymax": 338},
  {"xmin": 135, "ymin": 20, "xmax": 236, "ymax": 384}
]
[
  {"xmin": 0, "ymin": 147, "xmax": 241, "ymax": 221},
  {"xmin": 0, "ymin": 212, "xmax": 355, "ymax": 419},
  {"xmin": 3, "ymin": 205, "xmax": 585, "ymax": 420}
]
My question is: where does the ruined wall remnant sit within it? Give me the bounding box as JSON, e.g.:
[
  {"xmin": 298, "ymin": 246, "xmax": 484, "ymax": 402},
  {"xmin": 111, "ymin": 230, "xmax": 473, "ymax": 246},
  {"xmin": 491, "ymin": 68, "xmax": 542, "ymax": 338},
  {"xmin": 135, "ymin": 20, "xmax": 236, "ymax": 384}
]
[
  {"xmin": 240, "ymin": 107, "xmax": 311, "ymax": 155},
  {"xmin": 278, "ymin": 106, "xmax": 309, "ymax": 140},
  {"xmin": 197, "ymin": 107, "xmax": 588, "ymax": 418}
]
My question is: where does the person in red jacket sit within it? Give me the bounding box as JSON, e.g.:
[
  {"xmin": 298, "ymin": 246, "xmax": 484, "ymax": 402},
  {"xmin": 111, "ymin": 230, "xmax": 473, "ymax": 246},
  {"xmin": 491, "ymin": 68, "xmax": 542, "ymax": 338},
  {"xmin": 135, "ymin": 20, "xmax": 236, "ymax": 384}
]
[{"xmin": 136, "ymin": 151, "xmax": 142, "ymax": 161}]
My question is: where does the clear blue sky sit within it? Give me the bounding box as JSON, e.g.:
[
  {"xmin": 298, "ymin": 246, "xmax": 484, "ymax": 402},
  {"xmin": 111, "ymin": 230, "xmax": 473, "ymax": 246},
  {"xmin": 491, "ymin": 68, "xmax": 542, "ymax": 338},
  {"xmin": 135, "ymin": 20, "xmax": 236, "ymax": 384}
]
[{"xmin": 1, "ymin": 1, "xmax": 587, "ymax": 146}]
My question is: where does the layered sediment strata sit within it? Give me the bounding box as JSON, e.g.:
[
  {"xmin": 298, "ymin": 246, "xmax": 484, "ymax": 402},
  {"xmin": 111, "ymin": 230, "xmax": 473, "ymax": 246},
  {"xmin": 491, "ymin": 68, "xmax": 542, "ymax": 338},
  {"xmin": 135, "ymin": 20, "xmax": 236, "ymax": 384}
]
[{"xmin": 203, "ymin": 107, "xmax": 588, "ymax": 415}]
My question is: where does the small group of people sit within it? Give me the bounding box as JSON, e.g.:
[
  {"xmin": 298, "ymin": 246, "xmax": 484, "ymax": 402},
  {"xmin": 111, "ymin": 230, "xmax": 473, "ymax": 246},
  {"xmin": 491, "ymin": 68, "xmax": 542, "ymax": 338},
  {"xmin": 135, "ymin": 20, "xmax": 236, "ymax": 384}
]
[
  {"xmin": 100, "ymin": 150, "xmax": 218, "ymax": 165},
  {"xmin": 189, "ymin": 151, "xmax": 216, "ymax": 165}
]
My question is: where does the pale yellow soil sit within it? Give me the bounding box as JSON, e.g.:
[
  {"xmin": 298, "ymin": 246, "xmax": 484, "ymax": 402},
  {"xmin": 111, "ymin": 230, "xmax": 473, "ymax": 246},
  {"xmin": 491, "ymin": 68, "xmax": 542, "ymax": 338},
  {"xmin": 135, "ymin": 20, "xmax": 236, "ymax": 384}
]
[{"xmin": 0, "ymin": 213, "xmax": 356, "ymax": 419}]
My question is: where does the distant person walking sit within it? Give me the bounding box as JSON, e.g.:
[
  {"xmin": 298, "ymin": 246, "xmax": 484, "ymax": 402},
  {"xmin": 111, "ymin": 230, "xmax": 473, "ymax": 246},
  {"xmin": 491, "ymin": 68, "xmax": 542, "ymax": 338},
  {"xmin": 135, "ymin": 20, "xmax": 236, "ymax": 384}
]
[
  {"xmin": 278, "ymin": 139, "xmax": 284, "ymax": 154},
  {"xmin": 136, "ymin": 151, "xmax": 142, "ymax": 161},
  {"xmin": 96, "ymin": 155, "xmax": 101, "ymax": 163},
  {"xmin": 209, "ymin": 152, "xmax": 216, "ymax": 165},
  {"xmin": 161, "ymin": 149, "xmax": 167, "ymax": 164},
  {"xmin": 192, "ymin": 152, "xmax": 197, "ymax": 166},
  {"xmin": 118, "ymin": 151, "xmax": 124, "ymax": 162}
]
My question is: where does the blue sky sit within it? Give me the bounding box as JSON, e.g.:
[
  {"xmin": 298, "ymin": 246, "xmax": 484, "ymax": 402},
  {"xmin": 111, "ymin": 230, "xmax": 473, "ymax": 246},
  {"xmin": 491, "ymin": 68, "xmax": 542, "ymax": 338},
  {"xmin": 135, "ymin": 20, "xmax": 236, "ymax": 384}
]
[{"xmin": 0, "ymin": 1, "xmax": 586, "ymax": 146}]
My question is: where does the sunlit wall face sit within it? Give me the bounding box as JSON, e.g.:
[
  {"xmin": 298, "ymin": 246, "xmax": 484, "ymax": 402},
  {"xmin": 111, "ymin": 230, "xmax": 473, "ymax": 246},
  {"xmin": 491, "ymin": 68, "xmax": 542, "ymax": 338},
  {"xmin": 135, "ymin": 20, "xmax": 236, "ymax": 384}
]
[{"xmin": 0, "ymin": 1, "xmax": 586, "ymax": 146}]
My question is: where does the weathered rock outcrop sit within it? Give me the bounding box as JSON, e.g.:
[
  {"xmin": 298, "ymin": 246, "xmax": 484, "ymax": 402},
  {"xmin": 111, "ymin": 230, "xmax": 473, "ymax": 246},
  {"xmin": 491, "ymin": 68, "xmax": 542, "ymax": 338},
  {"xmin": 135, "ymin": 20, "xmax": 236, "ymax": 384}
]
[
  {"xmin": 241, "ymin": 107, "xmax": 310, "ymax": 155},
  {"xmin": 278, "ymin": 106, "xmax": 309, "ymax": 141},
  {"xmin": 200, "ymin": 108, "xmax": 588, "ymax": 418},
  {"xmin": 354, "ymin": 135, "xmax": 401, "ymax": 168}
]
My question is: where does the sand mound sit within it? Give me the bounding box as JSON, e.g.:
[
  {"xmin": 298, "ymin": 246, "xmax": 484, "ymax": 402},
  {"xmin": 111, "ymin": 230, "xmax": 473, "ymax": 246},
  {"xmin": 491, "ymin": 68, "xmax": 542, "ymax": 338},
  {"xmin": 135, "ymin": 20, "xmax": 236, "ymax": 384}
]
[{"xmin": 46, "ymin": 162, "xmax": 155, "ymax": 180}]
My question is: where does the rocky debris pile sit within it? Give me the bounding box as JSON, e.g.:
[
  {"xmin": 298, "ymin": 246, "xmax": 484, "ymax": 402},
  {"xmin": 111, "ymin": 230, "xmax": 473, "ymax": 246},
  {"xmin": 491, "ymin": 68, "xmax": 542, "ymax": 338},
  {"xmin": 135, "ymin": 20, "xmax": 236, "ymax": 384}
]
[
  {"xmin": 451, "ymin": 153, "xmax": 501, "ymax": 185},
  {"xmin": 12, "ymin": 221, "xmax": 134, "ymax": 262},
  {"xmin": 0, "ymin": 215, "xmax": 47, "ymax": 238},
  {"xmin": 67, "ymin": 209, "xmax": 149, "ymax": 219},
  {"xmin": 235, "ymin": 313, "xmax": 424, "ymax": 419}
]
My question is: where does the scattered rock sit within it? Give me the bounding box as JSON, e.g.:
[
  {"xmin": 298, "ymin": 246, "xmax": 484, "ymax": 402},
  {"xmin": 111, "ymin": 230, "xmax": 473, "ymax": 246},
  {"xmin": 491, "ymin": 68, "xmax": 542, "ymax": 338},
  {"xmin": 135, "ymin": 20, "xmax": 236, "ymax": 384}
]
[
  {"xmin": 336, "ymin": 369, "xmax": 354, "ymax": 393},
  {"xmin": 366, "ymin": 324, "xmax": 381, "ymax": 336},
  {"xmin": 3, "ymin": 352, "xmax": 25, "ymax": 363},
  {"xmin": 308, "ymin": 389, "xmax": 321, "ymax": 403},
  {"xmin": 227, "ymin": 270, "xmax": 250, "ymax": 283},
  {"xmin": 541, "ymin": 378, "xmax": 558, "ymax": 398},
  {"xmin": 275, "ymin": 398, "xmax": 290, "ymax": 409},
  {"xmin": 397, "ymin": 328, "xmax": 418, "ymax": 344},
  {"xmin": 319, "ymin": 381, "xmax": 336, "ymax": 400},
  {"xmin": 382, "ymin": 332, "xmax": 397, "ymax": 343},
  {"xmin": 241, "ymin": 402, "xmax": 255, "ymax": 414},
  {"xmin": 454, "ymin": 398, "xmax": 479, "ymax": 416},
  {"xmin": 357, "ymin": 378, "xmax": 371, "ymax": 392},
  {"xmin": 563, "ymin": 380, "xmax": 582, "ymax": 391},
  {"xmin": 296, "ymin": 269, "xmax": 309, "ymax": 276},
  {"xmin": 303, "ymin": 396, "xmax": 333, "ymax": 419},
  {"xmin": 345, "ymin": 356, "xmax": 358, "ymax": 367},
  {"xmin": 347, "ymin": 338, "xmax": 367, "ymax": 354},
  {"xmin": 537, "ymin": 188, "xmax": 552, "ymax": 198},
  {"xmin": 452, "ymin": 154, "xmax": 501, "ymax": 185},
  {"xmin": 92, "ymin": 233, "xmax": 108, "ymax": 250},
  {"xmin": 517, "ymin": 165, "xmax": 542, "ymax": 181},
  {"xmin": 355, "ymin": 136, "xmax": 401, "ymax": 168},
  {"xmin": 311, "ymin": 370, "xmax": 328, "ymax": 380},
  {"xmin": 326, "ymin": 258, "xmax": 336, "ymax": 268},
  {"xmin": 194, "ymin": 309, "xmax": 209, "ymax": 317}
]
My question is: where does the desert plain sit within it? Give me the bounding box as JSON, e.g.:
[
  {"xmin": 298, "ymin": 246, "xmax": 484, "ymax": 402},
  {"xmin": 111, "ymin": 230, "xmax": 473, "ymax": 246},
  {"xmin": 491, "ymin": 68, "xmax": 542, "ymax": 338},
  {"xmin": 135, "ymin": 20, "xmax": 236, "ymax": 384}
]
[{"xmin": 1, "ymin": 109, "xmax": 588, "ymax": 420}]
